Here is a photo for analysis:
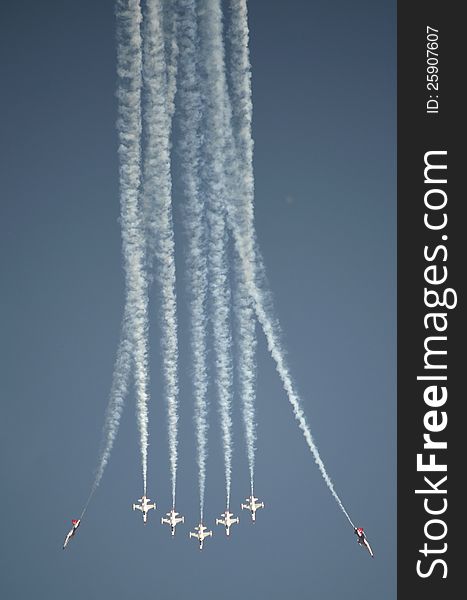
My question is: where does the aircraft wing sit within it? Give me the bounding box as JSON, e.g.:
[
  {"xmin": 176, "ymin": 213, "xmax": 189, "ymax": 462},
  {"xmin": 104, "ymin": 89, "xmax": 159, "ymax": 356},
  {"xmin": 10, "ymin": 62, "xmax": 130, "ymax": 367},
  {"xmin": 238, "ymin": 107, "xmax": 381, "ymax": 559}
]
[
  {"xmin": 364, "ymin": 539, "xmax": 374, "ymax": 557},
  {"xmin": 63, "ymin": 529, "xmax": 74, "ymax": 549}
]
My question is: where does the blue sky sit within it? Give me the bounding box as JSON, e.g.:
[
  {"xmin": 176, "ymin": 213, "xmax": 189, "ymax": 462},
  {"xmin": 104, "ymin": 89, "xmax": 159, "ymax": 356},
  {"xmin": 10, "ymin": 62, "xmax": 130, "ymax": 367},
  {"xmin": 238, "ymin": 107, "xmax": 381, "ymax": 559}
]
[{"xmin": 0, "ymin": 1, "xmax": 395, "ymax": 598}]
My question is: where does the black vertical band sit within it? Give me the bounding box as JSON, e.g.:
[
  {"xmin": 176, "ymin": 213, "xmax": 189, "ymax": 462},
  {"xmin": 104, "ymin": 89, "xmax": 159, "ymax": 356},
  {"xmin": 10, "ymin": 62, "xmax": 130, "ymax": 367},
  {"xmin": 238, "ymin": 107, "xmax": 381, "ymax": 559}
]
[{"xmin": 398, "ymin": 2, "xmax": 462, "ymax": 595}]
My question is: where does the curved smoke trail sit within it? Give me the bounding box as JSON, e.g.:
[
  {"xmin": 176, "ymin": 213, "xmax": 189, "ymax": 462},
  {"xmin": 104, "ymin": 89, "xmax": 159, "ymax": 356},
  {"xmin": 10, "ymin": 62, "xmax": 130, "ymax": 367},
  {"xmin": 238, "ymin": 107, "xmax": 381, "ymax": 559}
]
[
  {"xmin": 80, "ymin": 0, "xmax": 150, "ymax": 516},
  {"xmin": 116, "ymin": 0, "xmax": 150, "ymax": 496},
  {"xmin": 225, "ymin": 0, "xmax": 355, "ymax": 528},
  {"xmin": 200, "ymin": 0, "xmax": 235, "ymax": 510},
  {"xmin": 95, "ymin": 323, "xmax": 132, "ymax": 489},
  {"xmin": 142, "ymin": 0, "xmax": 180, "ymax": 507},
  {"xmin": 177, "ymin": 0, "xmax": 210, "ymax": 521},
  {"xmin": 80, "ymin": 320, "xmax": 132, "ymax": 518}
]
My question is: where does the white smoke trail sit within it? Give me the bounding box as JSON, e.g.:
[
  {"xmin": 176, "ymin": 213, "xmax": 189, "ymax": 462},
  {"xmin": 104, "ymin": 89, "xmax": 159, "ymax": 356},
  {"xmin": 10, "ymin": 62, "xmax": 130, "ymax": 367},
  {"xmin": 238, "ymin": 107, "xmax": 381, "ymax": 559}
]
[
  {"xmin": 224, "ymin": 0, "xmax": 258, "ymax": 497},
  {"xmin": 79, "ymin": 319, "xmax": 132, "ymax": 517},
  {"xmin": 199, "ymin": 0, "xmax": 235, "ymax": 510},
  {"xmin": 250, "ymin": 282, "xmax": 355, "ymax": 527},
  {"xmin": 177, "ymin": 0, "xmax": 210, "ymax": 521},
  {"xmin": 142, "ymin": 0, "xmax": 180, "ymax": 507},
  {"xmin": 162, "ymin": 0, "xmax": 179, "ymax": 123},
  {"xmin": 232, "ymin": 259, "xmax": 257, "ymax": 496},
  {"xmin": 225, "ymin": 0, "xmax": 355, "ymax": 528},
  {"xmin": 116, "ymin": 0, "xmax": 150, "ymax": 496},
  {"xmin": 80, "ymin": 0, "xmax": 151, "ymax": 518}
]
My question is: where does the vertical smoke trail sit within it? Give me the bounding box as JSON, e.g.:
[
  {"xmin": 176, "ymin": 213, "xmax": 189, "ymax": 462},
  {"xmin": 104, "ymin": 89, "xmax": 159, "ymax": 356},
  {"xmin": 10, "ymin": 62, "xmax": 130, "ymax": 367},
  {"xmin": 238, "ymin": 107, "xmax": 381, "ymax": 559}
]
[
  {"xmin": 142, "ymin": 0, "xmax": 180, "ymax": 508},
  {"xmin": 232, "ymin": 259, "xmax": 257, "ymax": 496},
  {"xmin": 226, "ymin": 0, "xmax": 355, "ymax": 527},
  {"xmin": 162, "ymin": 0, "xmax": 179, "ymax": 124},
  {"xmin": 200, "ymin": 0, "xmax": 234, "ymax": 510},
  {"xmin": 116, "ymin": 0, "xmax": 150, "ymax": 496},
  {"xmin": 226, "ymin": 0, "xmax": 255, "ymax": 236},
  {"xmin": 177, "ymin": 0, "xmax": 210, "ymax": 521},
  {"xmin": 225, "ymin": 0, "xmax": 258, "ymax": 496}
]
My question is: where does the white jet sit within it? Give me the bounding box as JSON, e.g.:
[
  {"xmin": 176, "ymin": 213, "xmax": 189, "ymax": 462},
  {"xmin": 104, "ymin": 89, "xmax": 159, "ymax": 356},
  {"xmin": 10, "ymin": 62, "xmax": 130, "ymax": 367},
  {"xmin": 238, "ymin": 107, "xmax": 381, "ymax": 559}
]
[
  {"xmin": 241, "ymin": 495, "xmax": 264, "ymax": 522},
  {"xmin": 216, "ymin": 510, "xmax": 239, "ymax": 536},
  {"xmin": 189, "ymin": 523, "xmax": 213, "ymax": 550},
  {"xmin": 63, "ymin": 519, "xmax": 80, "ymax": 549},
  {"xmin": 132, "ymin": 495, "xmax": 156, "ymax": 524},
  {"xmin": 161, "ymin": 508, "xmax": 185, "ymax": 536}
]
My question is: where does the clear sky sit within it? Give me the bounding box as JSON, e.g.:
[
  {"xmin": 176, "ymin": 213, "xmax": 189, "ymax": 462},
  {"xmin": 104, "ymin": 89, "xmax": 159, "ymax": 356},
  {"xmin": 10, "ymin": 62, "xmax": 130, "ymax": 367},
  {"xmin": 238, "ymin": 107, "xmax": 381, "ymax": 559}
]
[{"xmin": 0, "ymin": 1, "xmax": 395, "ymax": 599}]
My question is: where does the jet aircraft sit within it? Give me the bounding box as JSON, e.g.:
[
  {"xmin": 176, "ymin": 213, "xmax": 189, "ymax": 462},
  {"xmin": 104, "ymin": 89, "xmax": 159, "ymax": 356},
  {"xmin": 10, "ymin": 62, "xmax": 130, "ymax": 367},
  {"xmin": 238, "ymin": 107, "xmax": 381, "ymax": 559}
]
[
  {"xmin": 63, "ymin": 519, "xmax": 80, "ymax": 549},
  {"xmin": 216, "ymin": 510, "xmax": 239, "ymax": 536},
  {"xmin": 241, "ymin": 495, "xmax": 264, "ymax": 522},
  {"xmin": 132, "ymin": 495, "xmax": 156, "ymax": 524},
  {"xmin": 189, "ymin": 523, "xmax": 213, "ymax": 550},
  {"xmin": 354, "ymin": 527, "xmax": 374, "ymax": 558},
  {"xmin": 161, "ymin": 508, "xmax": 184, "ymax": 536}
]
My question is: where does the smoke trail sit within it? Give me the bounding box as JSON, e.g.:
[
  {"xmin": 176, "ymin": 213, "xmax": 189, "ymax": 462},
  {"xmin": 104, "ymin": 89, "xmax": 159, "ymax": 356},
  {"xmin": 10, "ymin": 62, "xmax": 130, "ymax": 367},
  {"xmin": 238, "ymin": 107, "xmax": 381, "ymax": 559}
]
[
  {"xmin": 249, "ymin": 279, "xmax": 354, "ymax": 527},
  {"xmin": 177, "ymin": 0, "xmax": 210, "ymax": 520},
  {"xmin": 116, "ymin": 0, "xmax": 150, "ymax": 496},
  {"xmin": 162, "ymin": 0, "xmax": 179, "ymax": 124},
  {"xmin": 142, "ymin": 0, "xmax": 180, "ymax": 507},
  {"xmin": 232, "ymin": 258, "xmax": 257, "ymax": 495},
  {"xmin": 79, "ymin": 319, "xmax": 132, "ymax": 518},
  {"xmin": 94, "ymin": 324, "xmax": 132, "ymax": 489},
  {"xmin": 199, "ymin": 0, "xmax": 235, "ymax": 510},
  {"xmin": 225, "ymin": 0, "xmax": 355, "ymax": 528},
  {"xmin": 224, "ymin": 0, "xmax": 258, "ymax": 496}
]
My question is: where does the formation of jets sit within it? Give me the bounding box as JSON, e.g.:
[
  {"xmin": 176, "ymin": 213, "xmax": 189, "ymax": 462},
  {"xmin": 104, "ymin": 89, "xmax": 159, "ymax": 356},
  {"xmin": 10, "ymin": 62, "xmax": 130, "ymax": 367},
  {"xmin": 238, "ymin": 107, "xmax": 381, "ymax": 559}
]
[
  {"xmin": 62, "ymin": 494, "xmax": 263, "ymax": 551},
  {"xmin": 62, "ymin": 498, "xmax": 373, "ymax": 559},
  {"xmin": 132, "ymin": 495, "xmax": 156, "ymax": 524}
]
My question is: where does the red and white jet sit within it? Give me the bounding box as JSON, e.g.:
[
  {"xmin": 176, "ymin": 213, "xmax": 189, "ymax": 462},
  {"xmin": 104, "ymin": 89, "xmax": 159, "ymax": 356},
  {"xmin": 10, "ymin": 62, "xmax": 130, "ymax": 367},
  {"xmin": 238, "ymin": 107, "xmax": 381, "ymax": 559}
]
[
  {"xmin": 241, "ymin": 495, "xmax": 264, "ymax": 522},
  {"xmin": 354, "ymin": 527, "xmax": 374, "ymax": 558},
  {"xmin": 132, "ymin": 495, "xmax": 156, "ymax": 524},
  {"xmin": 161, "ymin": 508, "xmax": 184, "ymax": 536},
  {"xmin": 63, "ymin": 519, "xmax": 80, "ymax": 550},
  {"xmin": 216, "ymin": 510, "xmax": 239, "ymax": 536},
  {"xmin": 189, "ymin": 523, "xmax": 212, "ymax": 550}
]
